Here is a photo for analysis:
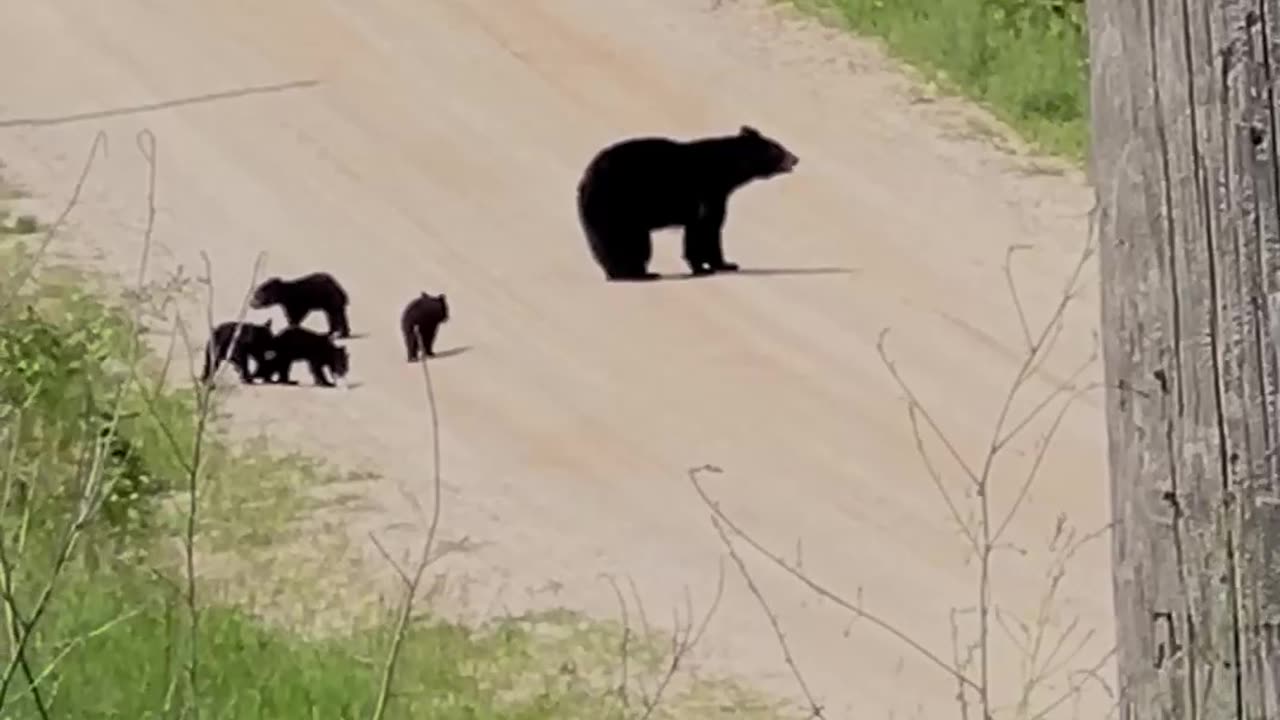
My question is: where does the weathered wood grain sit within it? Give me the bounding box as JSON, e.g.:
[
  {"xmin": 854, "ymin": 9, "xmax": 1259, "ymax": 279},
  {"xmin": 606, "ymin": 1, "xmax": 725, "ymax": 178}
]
[{"xmin": 1089, "ymin": 0, "xmax": 1280, "ymax": 716}]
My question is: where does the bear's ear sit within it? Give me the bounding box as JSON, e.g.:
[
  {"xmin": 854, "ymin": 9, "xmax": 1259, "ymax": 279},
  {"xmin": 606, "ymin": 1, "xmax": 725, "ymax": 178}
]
[{"xmin": 740, "ymin": 125, "xmax": 760, "ymax": 137}]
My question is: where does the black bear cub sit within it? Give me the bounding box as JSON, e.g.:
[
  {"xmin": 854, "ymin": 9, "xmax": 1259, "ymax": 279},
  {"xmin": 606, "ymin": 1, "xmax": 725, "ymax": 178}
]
[
  {"xmin": 200, "ymin": 319, "xmax": 275, "ymax": 385},
  {"xmin": 257, "ymin": 326, "xmax": 350, "ymax": 387},
  {"xmin": 250, "ymin": 271, "xmax": 352, "ymax": 338},
  {"xmin": 575, "ymin": 125, "xmax": 798, "ymax": 282},
  {"xmin": 400, "ymin": 292, "xmax": 449, "ymax": 362}
]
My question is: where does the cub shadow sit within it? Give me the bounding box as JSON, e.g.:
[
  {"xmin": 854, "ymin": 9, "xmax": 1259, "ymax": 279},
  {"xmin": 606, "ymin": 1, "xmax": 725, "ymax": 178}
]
[
  {"xmin": 613, "ymin": 266, "xmax": 857, "ymax": 283},
  {"xmin": 338, "ymin": 332, "xmax": 372, "ymax": 340},
  {"xmin": 249, "ymin": 379, "xmax": 359, "ymax": 391},
  {"xmin": 406, "ymin": 345, "xmax": 472, "ymax": 362}
]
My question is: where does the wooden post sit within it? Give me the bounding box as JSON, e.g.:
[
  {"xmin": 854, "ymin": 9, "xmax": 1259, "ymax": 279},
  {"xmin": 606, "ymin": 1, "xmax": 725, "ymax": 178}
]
[{"xmin": 1088, "ymin": 0, "xmax": 1280, "ymax": 716}]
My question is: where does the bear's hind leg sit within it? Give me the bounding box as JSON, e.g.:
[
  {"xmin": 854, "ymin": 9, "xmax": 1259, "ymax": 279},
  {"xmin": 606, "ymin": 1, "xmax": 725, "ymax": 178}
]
[
  {"xmin": 604, "ymin": 229, "xmax": 660, "ymax": 282},
  {"xmin": 403, "ymin": 326, "xmax": 421, "ymax": 363}
]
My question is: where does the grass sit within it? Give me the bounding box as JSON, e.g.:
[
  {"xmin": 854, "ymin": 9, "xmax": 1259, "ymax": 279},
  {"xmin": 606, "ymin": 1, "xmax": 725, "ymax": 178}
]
[
  {"xmin": 782, "ymin": 0, "xmax": 1089, "ymax": 162},
  {"xmin": 0, "ymin": 217, "xmax": 785, "ymax": 718}
]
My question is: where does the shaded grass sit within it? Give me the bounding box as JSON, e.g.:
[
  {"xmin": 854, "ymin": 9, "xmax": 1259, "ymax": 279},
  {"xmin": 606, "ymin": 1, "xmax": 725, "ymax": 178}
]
[{"xmin": 784, "ymin": 0, "xmax": 1089, "ymax": 162}]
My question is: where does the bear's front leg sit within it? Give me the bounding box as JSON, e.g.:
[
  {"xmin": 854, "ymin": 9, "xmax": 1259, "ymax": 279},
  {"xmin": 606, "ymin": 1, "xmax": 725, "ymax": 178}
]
[
  {"xmin": 702, "ymin": 199, "xmax": 739, "ymax": 272},
  {"xmin": 422, "ymin": 324, "xmax": 439, "ymax": 357},
  {"xmin": 683, "ymin": 236, "xmax": 714, "ymax": 275},
  {"xmin": 684, "ymin": 198, "xmax": 731, "ymax": 275},
  {"xmin": 308, "ymin": 360, "xmax": 334, "ymax": 387}
]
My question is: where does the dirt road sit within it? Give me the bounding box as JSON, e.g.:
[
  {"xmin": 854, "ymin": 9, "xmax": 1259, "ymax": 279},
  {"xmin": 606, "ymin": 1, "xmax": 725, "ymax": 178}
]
[{"xmin": 0, "ymin": 0, "xmax": 1112, "ymax": 716}]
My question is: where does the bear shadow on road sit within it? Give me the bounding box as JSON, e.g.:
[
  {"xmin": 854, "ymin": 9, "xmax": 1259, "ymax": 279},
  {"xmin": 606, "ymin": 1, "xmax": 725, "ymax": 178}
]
[
  {"xmin": 252, "ymin": 380, "xmax": 361, "ymax": 391},
  {"xmin": 618, "ymin": 265, "xmax": 858, "ymax": 283},
  {"xmin": 427, "ymin": 345, "xmax": 472, "ymax": 360},
  {"xmin": 403, "ymin": 345, "xmax": 472, "ymax": 363}
]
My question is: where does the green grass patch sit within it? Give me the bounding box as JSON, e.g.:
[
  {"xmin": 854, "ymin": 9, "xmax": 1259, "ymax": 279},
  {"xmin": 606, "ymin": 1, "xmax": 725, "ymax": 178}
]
[
  {"xmin": 784, "ymin": 0, "xmax": 1089, "ymax": 161},
  {"xmin": 11, "ymin": 571, "xmax": 789, "ymax": 719}
]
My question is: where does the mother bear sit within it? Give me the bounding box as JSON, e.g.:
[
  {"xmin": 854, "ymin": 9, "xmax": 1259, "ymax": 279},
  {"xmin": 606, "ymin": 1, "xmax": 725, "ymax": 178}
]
[{"xmin": 575, "ymin": 125, "xmax": 799, "ymax": 282}]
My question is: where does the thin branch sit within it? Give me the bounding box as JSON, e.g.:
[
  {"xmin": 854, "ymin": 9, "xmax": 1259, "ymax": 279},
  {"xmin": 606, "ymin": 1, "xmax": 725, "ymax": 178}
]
[
  {"xmin": 1003, "ymin": 243, "xmax": 1037, "ymax": 351},
  {"xmin": 0, "ymin": 131, "xmax": 109, "ymax": 314},
  {"xmin": 368, "ymin": 328, "xmax": 446, "ymax": 720},
  {"xmin": 601, "ymin": 573, "xmax": 635, "ymax": 714},
  {"xmin": 710, "ymin": 515, "xmax": 826, "ymax": 718},
  {"xmin": 1027, "ymin": 646, "xmax": 1117, "ymax": 720},
  {"xmin": 687, "ymin": 465, "xmax": 981, "ymax": 693},
  {"xmin": 907, "ymin": 404, "xmax": 981, "ymax": 555},
  {"xmin": 990, "ymin": 380, "xmax": 1101, "ymax": 546},
  {"xmin": 635, "ymin": 561, "xmax": 725, "ymax": 720}
]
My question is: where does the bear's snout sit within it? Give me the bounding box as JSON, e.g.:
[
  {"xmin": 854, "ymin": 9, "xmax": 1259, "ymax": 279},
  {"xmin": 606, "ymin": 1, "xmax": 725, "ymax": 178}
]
[{"xmin": 779, "ymin": 152, "xmax": 799, "ymax": 172}]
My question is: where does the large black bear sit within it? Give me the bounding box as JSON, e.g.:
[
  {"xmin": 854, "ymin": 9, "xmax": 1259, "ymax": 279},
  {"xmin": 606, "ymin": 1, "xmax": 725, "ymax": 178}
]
[
  {"xmin": 575, "ymin": 125, "xmax": 798, "ymax": 281},
  {"xmin": 200, "ymin": 319, "xmax": 275, "ymax": 385},
  {"xmin": 257, "ymin": 326, "xmax": 350, "ymax": 387},
  {"xmin": 400, "ymin": 292, "xmax": 450, "ymax": 362},
  {"xmin": 250, "ymin": 271, "xmax": 352, "ymax": 338}
]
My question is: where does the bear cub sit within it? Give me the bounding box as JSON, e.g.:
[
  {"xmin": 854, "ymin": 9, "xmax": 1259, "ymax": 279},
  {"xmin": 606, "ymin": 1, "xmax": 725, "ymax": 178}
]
[
  {"xmin": 200, "ymin": 319, "xmax": 275, "ymax": 385},
  {"xmin": 400, "ymin": 292, "xmax": 449, "ymax": 362},
  {"xmin": 575, "ymin": 125, "xmax": 798, "ymax": 282},
  {"xmin": 257, "ymin": 326, "xmax": 350, "ymax": 387},
  {"xmin": 250, "ymin": 271, "xmax": 352, "ymax": 338}
]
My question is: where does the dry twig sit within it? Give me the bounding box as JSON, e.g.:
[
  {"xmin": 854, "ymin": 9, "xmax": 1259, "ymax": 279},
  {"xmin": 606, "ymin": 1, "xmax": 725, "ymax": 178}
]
[{"xmin": 367, "ymin": 327, "xmax": 447, "ymax": 720}]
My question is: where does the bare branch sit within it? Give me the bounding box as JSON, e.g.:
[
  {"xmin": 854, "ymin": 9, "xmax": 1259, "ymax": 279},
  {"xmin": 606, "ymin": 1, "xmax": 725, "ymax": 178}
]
[
  {"xmin": 687, "ymin": 465, "xmax": 981, "ymax": 693},
  {"xmin": 635, "ymin": 560, "xmax": 725, "ymax": 720},
  {"xmin": 710, "ymin": 515, "xmax": 826, "ymax": 718},
  {"xmin": 0, "ymin": 130, "xmax": 109, "ymax": 314},
  {"xmin": 1002, "ymin": 243, "xmax": 1037, "ymax": 351},
  {"xmin": 368, "ymin": 328, "xmax": 446, "ymax": 720}
]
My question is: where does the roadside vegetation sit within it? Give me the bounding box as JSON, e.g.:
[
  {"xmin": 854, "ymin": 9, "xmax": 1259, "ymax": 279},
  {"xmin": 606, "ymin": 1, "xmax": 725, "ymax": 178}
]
[
  {"xmin": 0, "ymin": 187, "xmax": 779, "ymax": 718},
  {"xmin": 787, "ymin": 0, "xmax": 1089, "ymax": 160}
]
